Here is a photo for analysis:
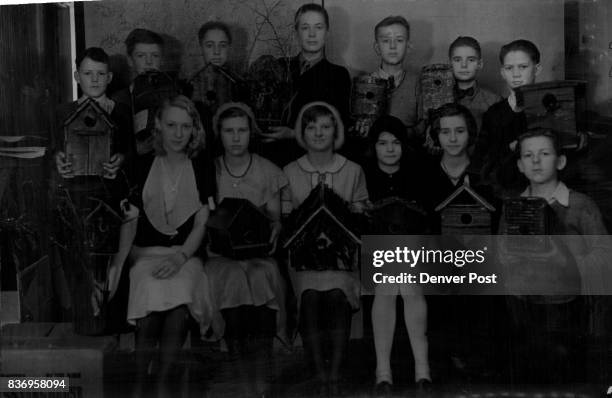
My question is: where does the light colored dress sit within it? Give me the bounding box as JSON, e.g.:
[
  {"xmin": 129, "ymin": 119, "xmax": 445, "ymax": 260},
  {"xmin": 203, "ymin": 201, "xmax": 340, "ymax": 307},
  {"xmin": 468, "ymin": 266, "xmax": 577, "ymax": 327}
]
[
  {"xmin": 127, "ymin": 155, "xmax": 214, "ymax": 335},
  {"xmin": 205, "ymin": 154, "xmax": 288, "ymax": 339},
  {"xmin": 282, "ymin": 154, "xmax": 368, "ymax": 310}
]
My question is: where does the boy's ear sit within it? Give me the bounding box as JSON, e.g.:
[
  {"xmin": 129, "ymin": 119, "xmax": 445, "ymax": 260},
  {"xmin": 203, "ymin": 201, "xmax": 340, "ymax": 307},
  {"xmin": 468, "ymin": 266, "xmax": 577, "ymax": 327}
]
[
  {"xmin": 477, "ymin": 58, "xmax": 483, "ymax": 70},
  {"xmin": 373, "ymin": 41, "xmax": 381, "ymax": 57},
  {"xmin": 535, "ymin": 63, "xmax": 542, "ymax": 76},
  {"xmin": 107, "ymin": 71, "xmax": 114, "ymax": 84},
  {"xmin": 556, "ymin": 154, "xmax": 567, "ymax": 171},
  {"xmin": 73, "ymin": 70, "xmax": 80, "ymax": 84}
]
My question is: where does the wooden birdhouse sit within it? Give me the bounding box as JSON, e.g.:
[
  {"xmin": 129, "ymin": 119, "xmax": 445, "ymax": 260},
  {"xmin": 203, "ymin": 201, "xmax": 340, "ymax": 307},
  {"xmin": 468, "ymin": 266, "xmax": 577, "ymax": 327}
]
[
  {"xmin": 189, "ymin": 63, "xmax": 244, "ymax": 112},
  {"xmin": 419, "ymin": 64, "xmax": 455, "ymax": 119},
  {"xmin": 435, "ymin": 179, "xmax": 495, "ymax": 235},
  {"xmin": 63, "ymin": 98, "xmax": 115, "ymax": 177},
  {"xmin": 515, "ymin": 80, "xmax": 586, "ymax": 149},
  {"xmin": 501, "ymin": 196, "xmax": 556, "ymax": 252},
  {"xmin": 369, "ymin": 197, "xmax": 428, "ymax": 234},
  {"xmin": 132, "ymin": 71, "xmax": 180, "ymax": 155},
  {"xmin": 207, "ymin": 198, "xmax": 272, "ymax": 259},
  {"xmin": 283, "ymin": 182, "xmax": 361, "ymax": 272}
]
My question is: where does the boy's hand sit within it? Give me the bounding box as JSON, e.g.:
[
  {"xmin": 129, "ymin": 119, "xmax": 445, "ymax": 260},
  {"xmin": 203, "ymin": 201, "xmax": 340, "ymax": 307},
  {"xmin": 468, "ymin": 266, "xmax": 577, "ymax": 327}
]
[
  {"xmin": 103, "ymin": 153, "xmax": 124, "ymax": 179},
  {"xmin": 260, "ymin": 126, "xmax": 295, "ymax": 143},
  {"xmin": 351, "ymin": 118, "xmax": 372, "ymax": 138},
  {"xmin": 55, "ymin": 151, "xmax": 74, "ymax": 178},
  {"xmin": 508, "ymin": 140, "xmax": 517, "ymax": 152}
]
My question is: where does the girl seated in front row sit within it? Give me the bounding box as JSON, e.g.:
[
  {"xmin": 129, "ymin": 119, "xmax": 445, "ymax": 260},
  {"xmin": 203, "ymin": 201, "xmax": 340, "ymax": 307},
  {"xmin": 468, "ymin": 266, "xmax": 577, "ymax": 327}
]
[
  {"xmin": 204, "ymin": 102, "xmax": 287, "ymax": 396},
  {"xmin": 281, "ymin": 102, "xmax": 369, "ymax": 395},
  {"xmin": 126, "ymin": 95, "xmax": 214, "ymax": 397},
  {"xmin": 363, "ymin": 115, "xmax": 431, "ymax": 395}
]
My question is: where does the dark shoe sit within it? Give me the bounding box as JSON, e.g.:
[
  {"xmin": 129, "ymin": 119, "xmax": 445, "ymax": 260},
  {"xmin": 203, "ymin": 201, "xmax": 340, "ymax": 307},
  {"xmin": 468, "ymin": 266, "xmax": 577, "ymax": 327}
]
[
  {"xmin": 374, "ymin": 381, "xmax": 392, "ymax": 397},
  {"xmin": 416, "ymin": 378, "xmax": 433, "ymax": 395}
]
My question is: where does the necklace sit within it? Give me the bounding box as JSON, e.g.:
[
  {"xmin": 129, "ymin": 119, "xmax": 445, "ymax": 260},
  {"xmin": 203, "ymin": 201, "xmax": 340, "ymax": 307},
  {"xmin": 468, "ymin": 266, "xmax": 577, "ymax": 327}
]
[
  {"xmin": 223, "ymin": 154, "xmax": 252, "ymax": 187},
  {"xmin": 161, "ymin": 157, "xmax": 187, "ymax": 193}
]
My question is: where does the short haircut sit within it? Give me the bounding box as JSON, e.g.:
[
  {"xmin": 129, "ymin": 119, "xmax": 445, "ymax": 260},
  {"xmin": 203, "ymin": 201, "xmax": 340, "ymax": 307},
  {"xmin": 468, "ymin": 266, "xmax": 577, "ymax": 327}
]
[
  {"xmin": 198, "ymin": 21, "xmax": 232, "ymax": 45},
  {"xmin": 216, "ymin": 106, "xmax": 251, "ymax": 135},
  {"xmin": 429, "ymin": 103, "xmax": 478, "ymax": 146},
  {"xmin": 124, "ymin": 28, "xmax": 164, "ymax": 56},
  {"xmin": 499, "ymin": 39, "xmax": 540, "ymax": 64},
  {"xmin": 294, "ymin": 3, "xmax": 329, "ymax": 30},
  {"xmin": 300, "ymin": 104, "xmax": 337, "ymax": 134},
  {"xmin": 75, "ymin": 47, "xmax": 109, "ymax": 69},
  {"xmin": 153, "ymin": 95, "xmax": 205, "ymax": 158},
  {"xmin": 515, "ymin": 128, "xmax": 562, "ymax": 158},
  {"xmin": 374, "ymin": 16, "xmax": 410, "ymax": 40},
  {"xmin": 448, "ymin": 36, "xmax": 481, "ymax": 59}
]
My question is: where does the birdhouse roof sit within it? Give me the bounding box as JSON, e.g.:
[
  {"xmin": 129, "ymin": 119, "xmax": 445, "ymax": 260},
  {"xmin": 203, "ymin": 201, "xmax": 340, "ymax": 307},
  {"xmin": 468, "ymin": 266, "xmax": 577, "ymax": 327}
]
[
  {"xmin": 283, "ymin": 182, "xmax": 361, "ymax": 248},
  {"xmin": 370, "ymin": 196, "xmax": 427, "ymax": 216},
  {"xmin": 434, "ymin": 182, "xmax": 495, "ymax": 212},
  {"xmin": 206, "ymin": 197, "xmax": 267, "ymax": 230},
  {"xmin": 63, "ymin": 98, "xmax": 115, "ymax": 129}
]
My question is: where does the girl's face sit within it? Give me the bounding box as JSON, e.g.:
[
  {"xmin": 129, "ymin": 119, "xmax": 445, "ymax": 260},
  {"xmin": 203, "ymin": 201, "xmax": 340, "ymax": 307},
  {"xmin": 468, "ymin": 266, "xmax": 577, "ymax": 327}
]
[
  {"xmin": 220, "ymin": 115, "xmax": 250, "ymax": 157},
  {"xmin": 375, "ymin": 131, "xmax": 402, "ymax": 167},
  {"xmin": 159, "ymin": 106, "xmax": 194, "ymax": 154},
  {"xmin": 303, "ymin": 115, "xmax": 335, "ymax": 153},
  {"xmin": 438, "ymin": 115, "xmax": 469, "ymax": 157}
]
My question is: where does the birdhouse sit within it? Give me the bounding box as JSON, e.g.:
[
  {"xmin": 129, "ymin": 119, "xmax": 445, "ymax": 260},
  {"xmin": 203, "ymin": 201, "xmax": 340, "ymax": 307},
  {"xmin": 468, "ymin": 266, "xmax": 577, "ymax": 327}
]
[
  {"xmin": 419, "ymin": 64, "xmax": 455, "ymax": 119},
  {"xmin": 283, "ymin": 182, "xmax": 361, "ymax": 272},
  {"xmin": 63, "ymin": 98, "xmax": 115, "ymax": 176},
  {"xmin": 189, "ymin": 63, "xmax": 245, "ymax": 113},
  {"xmin": 351, "ymin": 75, "xmax": 388, "ymax": 126},
  {"xmin": 435, "ymin": 179, "xmax": 495, "ymax": 235},
  {"xmin": 207, "ymin": 198, "xmax": 272, "ymax": 259},
  {"xmin": 132, "ymin": 71, "xmax": 180, "ymax": 155},
  {"xmin": 501, "ymin": 196, "xmax": 556, "ymax": 252},
  {"xmin": 369, "ymin": 197, "xmax": 428, "ymax": 234},
  {"xmin": 515, "ymin": 80, "xmax": 586, "ymax": 149}
]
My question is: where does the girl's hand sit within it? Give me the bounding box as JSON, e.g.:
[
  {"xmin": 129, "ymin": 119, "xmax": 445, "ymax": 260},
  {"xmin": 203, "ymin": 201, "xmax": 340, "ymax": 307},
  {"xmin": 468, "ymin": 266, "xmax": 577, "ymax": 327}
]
[
  {"xmin": 103, "ymin": 153, "xmax": 125, "ymax": 179},
  {"xmin": 152, "ymin": 252, "xmax": 187, "ymax": 279},
  {"xmin": 55, "ymin": 151, "xmax": 74, "ymax": 178},
  {"xmin": 268, "ymin": 221, "xmax": 282, "ymax": 255}
]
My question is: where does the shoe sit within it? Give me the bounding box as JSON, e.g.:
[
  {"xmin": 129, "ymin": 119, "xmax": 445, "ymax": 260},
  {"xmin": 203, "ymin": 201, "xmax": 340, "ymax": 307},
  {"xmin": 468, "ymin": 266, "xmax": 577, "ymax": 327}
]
[
  {"xmin": 374, "ymin": 381, "xmax": 392, "ymax": 397},
  {"xmin": 416, "ymin": 378, "xmax": 433, "ymax": 394}
]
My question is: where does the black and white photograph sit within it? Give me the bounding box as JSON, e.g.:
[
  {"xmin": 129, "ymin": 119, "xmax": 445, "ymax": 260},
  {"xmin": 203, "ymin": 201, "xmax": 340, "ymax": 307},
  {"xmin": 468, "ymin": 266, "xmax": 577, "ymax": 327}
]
[{"xmin": 1, "ymin": 0, "xmax": 611, "ymax": 397}]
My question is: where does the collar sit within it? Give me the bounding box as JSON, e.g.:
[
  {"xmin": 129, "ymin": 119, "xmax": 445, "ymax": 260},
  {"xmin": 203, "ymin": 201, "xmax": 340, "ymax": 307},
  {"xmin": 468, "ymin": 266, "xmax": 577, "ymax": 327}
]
[
  {"xmin": 299, "ymin": 53, "xmax": 324, "ymax": 74},
  {"xmin": 78, "ymin": 94, "xmax": 115, "ymax": 114},
  {"xmin": 297, "ymin": 153, "xmax": 347, "ymax": 174},
  {"xmin": 374, "ymin": 67, "xmax": 405, "ymax": 87},
  {"xmin": 454, "ymin": 82, "xmax": 477, "ymax": 100},
  {"xmin": 521, "ymin": 181, "xmax": 570, "ymax": 207}
]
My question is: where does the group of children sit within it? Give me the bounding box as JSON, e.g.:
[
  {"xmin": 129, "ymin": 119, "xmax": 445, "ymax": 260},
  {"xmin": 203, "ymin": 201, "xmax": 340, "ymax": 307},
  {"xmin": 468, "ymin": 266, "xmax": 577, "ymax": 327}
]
[{"xmin": 50, "ymin": 3, "xmax": 610, "ymax": 398}]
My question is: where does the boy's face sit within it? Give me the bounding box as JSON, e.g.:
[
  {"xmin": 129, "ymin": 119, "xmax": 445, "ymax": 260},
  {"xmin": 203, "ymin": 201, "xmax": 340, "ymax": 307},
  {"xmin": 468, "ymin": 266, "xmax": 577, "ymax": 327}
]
[
  {"xmin": 438, "ymin": 115, "xmax": 469, "ymax": 157},
  {"xmin": 297, "ymin": 11, "xmax": 328, "ymax": 55},
  {"xmin": 201, "ymin": 29, "xmax": 229, "ymax": 67},
  {"xmin": 375, "ymin": 131, "xmax": 402, "ymax": 167},
  {"xmin": 500, "ymin": 50, "xmax": 540, "ymax": 90},
  {"xmin": 74, "ymin": 57, "xmax": 112, "ymax": 99},
  {"xmin": 517, "ymin": 136, "xmax": 566, "ymax": 185},
  {"xmin": 450, "ymin": 45, "xmax": 482, "ymax": 82},
  {"xmin": 374, "ymin": 24, "xmax": 409, "ymax": 67},
  {"xmin": 303, "ymin": 115, "xmax": 335, "ymax": 153},
  {"xmin": 129, "ymin": 43, "xmax": 162, "ymax": 75},
  {"xmin": 220, "ymin": 116, "xmax": 250, "ymax": 157}
]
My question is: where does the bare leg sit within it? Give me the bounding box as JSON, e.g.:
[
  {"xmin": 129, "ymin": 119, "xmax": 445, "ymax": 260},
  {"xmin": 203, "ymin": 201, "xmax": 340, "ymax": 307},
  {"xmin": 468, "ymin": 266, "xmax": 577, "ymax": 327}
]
[
  {"xmin": 372, "ymin": 294, "xmax": 397, "ymax": 384},
  {"xmin": 402, "ymin": 294, "xmax": 430, "ymax": 382}
]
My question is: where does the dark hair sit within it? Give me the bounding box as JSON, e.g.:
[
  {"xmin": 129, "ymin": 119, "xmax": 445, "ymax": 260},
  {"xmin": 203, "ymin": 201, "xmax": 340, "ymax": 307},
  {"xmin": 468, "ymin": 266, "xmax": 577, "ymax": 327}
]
[
  {"xmin": 448, "ymin": 36, "xmax": 481, "ymax": 59},
  {"xmin": 374, "ymin": 15, "xmax": 410, "ymax": 40},
  {"xmin": 294, "ymin": 3, "xmax": 329, "ymax": 30},
  {"xmin": 198, "ymin": 21, "xmax": 232, "ymax": 45},
  {"xmin": 124, "ymin": 28, "xmax": 164, "ymax": 56},
  {"xmin": 499, "ymin": 39, "xmax": 540, "ymax": 64},
  {"xmin": 216, "ymin": 106, "xmax": 252, "ymax": 135},
  {"xmin": 515, "ymin": 128, "xmax": 562, "ymax": 158},
  {"xmin": 300, "ymin": 104, "xmax": 336, "ymax": 134},
  {"xmin": 75, "ymin": 47, "xmax": 109, "ymax": 69},
  {"xmin": 429, "ymin": 103, "xmax": 478, "ymax": 146}
]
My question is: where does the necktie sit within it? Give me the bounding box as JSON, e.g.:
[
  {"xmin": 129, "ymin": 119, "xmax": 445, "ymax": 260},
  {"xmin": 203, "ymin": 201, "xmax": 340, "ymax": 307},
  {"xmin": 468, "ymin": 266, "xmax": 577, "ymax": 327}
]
[
  {"xmin": 388, "ymin": 76, "xmax": 395, "ymax": 90},
  {"xmin": 455, "ymin": 85, "xmax": 475, "ymax": 100}
]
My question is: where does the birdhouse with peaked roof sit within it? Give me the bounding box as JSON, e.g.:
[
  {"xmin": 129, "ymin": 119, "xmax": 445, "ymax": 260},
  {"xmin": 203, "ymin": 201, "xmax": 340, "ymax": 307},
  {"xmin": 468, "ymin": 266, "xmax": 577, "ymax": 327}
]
[
  {"xmin": 369, "ymin": 197, "xmax": 429, "ymax": 234},
  {"xmin": 207, "ymin": 197, "xmax": 272, "ymax": 259},
  {"xmin": 63, "ymin": 98, "xmax": 115, "ymax": 176},
  {"xmin": 283, "ymin": 182, "xmax": 361, "ymax": 272},
  {"xmin": 435, "ymin": 177, "xmax": 495, "ymax": 235}
]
